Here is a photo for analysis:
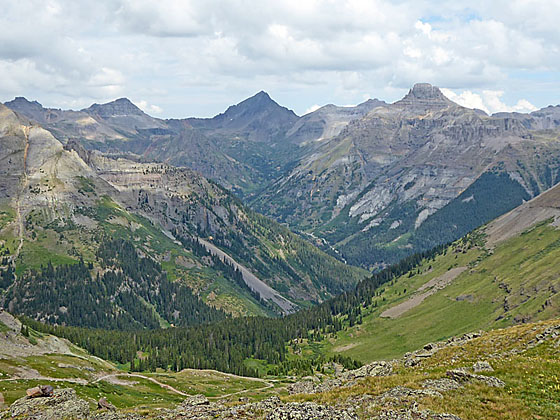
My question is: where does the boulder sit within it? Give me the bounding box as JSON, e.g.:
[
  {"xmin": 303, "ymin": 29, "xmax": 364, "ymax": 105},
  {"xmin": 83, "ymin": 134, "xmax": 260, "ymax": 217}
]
[
  {"xmin": 98, "ymin": 397, "xmax": 116, "ymax": 411},
  {"xmin": 26, "ymin": 385, "xmax": 54, "ymax": 398},
  {"xmin": 472, "ymin": 361, "xmax": 494, "ymax": 373},
  {"xmin": 178, "ymin": 394, "xmax": 209, "ymax": 408},
  {"xmin": 422, "ymin": 378, "xmax": 462, "ymax": 392}
]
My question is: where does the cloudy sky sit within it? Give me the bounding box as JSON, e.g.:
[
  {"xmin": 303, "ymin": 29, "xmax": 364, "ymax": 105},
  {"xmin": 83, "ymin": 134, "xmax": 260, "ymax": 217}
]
[{"xmin": 1, "ymin": 0, "xmax": 559, "ymax": 117}]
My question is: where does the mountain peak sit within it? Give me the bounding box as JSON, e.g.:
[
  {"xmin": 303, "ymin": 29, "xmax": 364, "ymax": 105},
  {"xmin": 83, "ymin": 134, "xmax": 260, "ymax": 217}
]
[
  {"xmin": 84, "ymin": 98, "xmax": 145, "ymax": 117},
  {"xmin": 4, "ymin": 96, "xmax": 45, "ymax": 111},
  {"xmin": 409, "ymin": 83, "xmax": 445, "ymax": 99},
  {"xmin": 218, "ymin": 90, "xmax": 298, "ymax": 121},
  {"xmin": 187, "ymin": 91, "xmax": 299, "ymax": 143},
  {"xmin": 394, "ymin": 83, "xmax": 453, "ymax": 110},
  {"xmin": 8, "ymin": 96, "xmax": 42, "ymax": 106},
  {"xmin": 237, "ymin": 91, "xmax": 277, "ymax": 109},
  {"xmin": 3, "ymin": 97, "xmax": 50, "ymax": 124},
  {"xmin": 254, "ymin": 90, "xmax": 271, "ymax": 99}
]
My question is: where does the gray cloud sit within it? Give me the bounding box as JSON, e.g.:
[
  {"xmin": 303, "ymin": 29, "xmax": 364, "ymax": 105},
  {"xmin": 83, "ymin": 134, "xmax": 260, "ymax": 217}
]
[{"xmin": 0, "ymin": 0, "xmax": 558, "ymax": 117}]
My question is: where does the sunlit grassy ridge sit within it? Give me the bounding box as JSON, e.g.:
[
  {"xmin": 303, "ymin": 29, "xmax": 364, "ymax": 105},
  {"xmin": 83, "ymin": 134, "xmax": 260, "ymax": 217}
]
[
  {"xmin": 290, "ymin": 318, "xmax": 560, "ymax": 419},
  {"xmin": 310, "ymin": 220, "xmax": 560, "ymax": 363}
]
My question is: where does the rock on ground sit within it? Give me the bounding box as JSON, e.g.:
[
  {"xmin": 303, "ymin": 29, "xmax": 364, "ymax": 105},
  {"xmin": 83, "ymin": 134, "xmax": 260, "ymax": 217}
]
[
  {"xmin": 472, "ymin": 361, "xmax": 494, "ymax": 372},
  {"xmin": 446, "ymin": 369, "xmax": 505, "ymax": 388}
]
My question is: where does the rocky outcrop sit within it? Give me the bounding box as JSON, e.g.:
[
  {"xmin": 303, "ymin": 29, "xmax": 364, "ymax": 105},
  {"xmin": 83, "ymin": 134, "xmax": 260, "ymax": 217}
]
[
  {"xmin": 379, "ymin": 385, "xmax": 442, "ymax": 400},
  {"xmin": 10, "ymin": 388, "xmax": 89, "ymax": 420},
  {"xmin": 266, "ymin": 402, "xmax": 357, "ymax": 420},
  {"xmin": 403, "ymin": 332, "xmax": 482, "ymax": 367},
  {"xmin": 446, "ymin": 369, "xmax": 505, "ymax": 388},
  {"xmin": 374, "ymin": 406, "xmax": 462, "ymax": 420},
  {"xmin": 472, "ymin": 361, "xmax": 494, "ymax": 373},
  {"xmin": 288, "ymin": 360, "xmax": 393, "ymax": 394},
  {"xmin": 393, "ymin": 83, "xmax": 453, "ymax": 111}
]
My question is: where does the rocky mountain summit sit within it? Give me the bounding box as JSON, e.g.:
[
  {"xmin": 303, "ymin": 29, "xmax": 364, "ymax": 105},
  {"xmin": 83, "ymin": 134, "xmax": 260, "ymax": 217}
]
[
  {"xmin": 187, "ymin": 91, "xmax": 299, "ymax": 144},
  {"xmin": 393, "ymin": 82, "xmax": 454, "ymax": 111},
  {"xmin": 84, "ymin": 98, "xmax": 147, "ymax": 118}
]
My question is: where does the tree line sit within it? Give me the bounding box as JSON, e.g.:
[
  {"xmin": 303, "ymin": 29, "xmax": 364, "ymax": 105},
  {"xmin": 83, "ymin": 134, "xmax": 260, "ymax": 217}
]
[{"xmin": 22, "ymin": 240, "xmax": 446, "ymax": 377}]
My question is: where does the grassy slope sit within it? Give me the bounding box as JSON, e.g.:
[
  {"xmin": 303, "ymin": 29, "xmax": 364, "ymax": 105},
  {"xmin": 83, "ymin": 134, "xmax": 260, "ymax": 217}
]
[
  {"xmin": 3, "ymin": 194, "xmax": 268, "ymax": 318},
  {"xmin": 314, "ymin": 221, "xmax": 560, "ymax": 363},
  {"xmin": 291, "ymin": 318, "xmax": 560, "ymax": 420}
]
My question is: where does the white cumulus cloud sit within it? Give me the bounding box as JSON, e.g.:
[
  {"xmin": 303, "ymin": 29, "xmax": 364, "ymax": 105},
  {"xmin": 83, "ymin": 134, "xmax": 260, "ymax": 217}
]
[{"xmin": 441, "ymin": 88, "xmax": 538, "ymax": 114}]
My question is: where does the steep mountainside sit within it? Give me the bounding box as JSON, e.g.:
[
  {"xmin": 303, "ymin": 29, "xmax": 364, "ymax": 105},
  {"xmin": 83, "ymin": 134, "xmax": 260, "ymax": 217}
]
[
  {"xmin": 7, "ymin": 86, "xmax": 560, "ymax": 271},
  {"xmin": 253, "ymin": 83, "xmax": 560, "ymax": 268},
  {"xmin": 5, "ymin": 183, "xmax": 560, "ymax": 419},
  {"xmin": 285, "ymin": 99, "xmax": 387, "ymax": 145},
  {"xmin": 0, "ymin": 104, "xmax": 366, "ymax": 326},
  {"xmin": 4, "ymin": 97, "xmax": 257, "ymax": 193},
  {"xmin": 187, "ymin": 91, "xmax": 299, "ymax": 143},
  {"xmin": 311, "ymin": 182, "xmax": 560, "ymax": 363}
]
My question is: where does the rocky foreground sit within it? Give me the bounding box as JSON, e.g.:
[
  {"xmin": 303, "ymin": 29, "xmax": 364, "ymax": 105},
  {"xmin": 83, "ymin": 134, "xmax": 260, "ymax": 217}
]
[{"xmin": 4, "ymin": 319, "xmax": 559, "ymax": 420}]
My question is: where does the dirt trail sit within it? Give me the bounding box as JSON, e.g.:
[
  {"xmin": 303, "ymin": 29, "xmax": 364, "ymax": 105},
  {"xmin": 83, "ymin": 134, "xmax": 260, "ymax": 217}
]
[
  {"xmin": 93, "ymin": 372, "xmax": 274, "ymax": 399},
  {"xmin": 94, "ymin": 373, "xmax": 189, "ymax": 396},
  {"xmin": 380, "ymin": 267, "xmax": 467, "ymax": 319},
  {"xmin": 198, "ymin": 238, "xmax": 297, "ymax": 315}
]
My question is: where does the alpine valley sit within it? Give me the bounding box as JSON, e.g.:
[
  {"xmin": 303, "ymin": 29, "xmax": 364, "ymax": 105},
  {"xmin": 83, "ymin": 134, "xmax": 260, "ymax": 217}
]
[{"xmin": 1, "ymin": 83, "xmax": 560, "ymax": 419}]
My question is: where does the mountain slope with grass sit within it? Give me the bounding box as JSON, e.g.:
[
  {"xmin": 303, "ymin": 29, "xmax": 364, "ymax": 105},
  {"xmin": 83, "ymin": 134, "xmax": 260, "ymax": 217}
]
[{"xmin": 308, "ymin": 182, "xmax": 560, "ymax": 364}]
